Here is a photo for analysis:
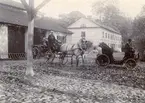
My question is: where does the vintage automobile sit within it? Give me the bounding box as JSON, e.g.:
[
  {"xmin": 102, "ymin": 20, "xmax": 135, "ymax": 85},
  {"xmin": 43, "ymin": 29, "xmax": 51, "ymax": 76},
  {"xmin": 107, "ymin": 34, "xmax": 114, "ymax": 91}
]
[{"xmin": 95, "ymin": 42, "xmax": 139, "ymax": 69}]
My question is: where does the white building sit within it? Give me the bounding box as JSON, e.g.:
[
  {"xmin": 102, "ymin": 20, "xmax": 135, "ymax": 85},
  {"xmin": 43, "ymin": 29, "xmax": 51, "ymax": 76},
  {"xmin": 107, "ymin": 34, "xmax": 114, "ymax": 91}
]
[{"xmin": 68, "ymin": 18, "xmax": 122, "ymax": 52}]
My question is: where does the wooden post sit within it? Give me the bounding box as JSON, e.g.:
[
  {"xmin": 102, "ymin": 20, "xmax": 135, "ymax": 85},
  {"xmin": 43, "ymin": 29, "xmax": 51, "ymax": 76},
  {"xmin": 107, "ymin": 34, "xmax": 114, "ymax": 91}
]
[
  {"xmin": 25, "ymin": 0, "xmax": 34, "ymax": 76},
  {"xmin": 20, "ymin": 0, "xmax": 51, "ymax": 76}
]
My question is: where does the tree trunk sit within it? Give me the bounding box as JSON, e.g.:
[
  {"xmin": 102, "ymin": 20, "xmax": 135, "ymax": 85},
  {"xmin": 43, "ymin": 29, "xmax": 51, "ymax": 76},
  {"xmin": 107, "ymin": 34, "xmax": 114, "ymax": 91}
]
[
  {"xmin": 139, "ymin": 51, "xmax": 144, "ymax": 61},
  {"xmin": 25, "ymin": 0, "xmax": 34, "ymax": 76},
  {"xmin": 135, "ymin": 41, "xmax": 145, "ymax": 61}
]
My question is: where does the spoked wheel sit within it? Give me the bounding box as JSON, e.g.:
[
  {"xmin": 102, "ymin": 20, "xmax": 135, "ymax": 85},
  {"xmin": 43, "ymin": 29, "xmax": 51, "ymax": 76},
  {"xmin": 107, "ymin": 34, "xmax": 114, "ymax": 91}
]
[
  {"xmin": 135, "ymin": 52, "xmax": 140, "ymax": 61},
  {"xmin": 96, "ymin": 54, "xmax": 110, "ymax": 66},
  {"xmin": 32, "ymin": 47, "xmax": 40, "ymax": 59},
  {"xmin": 124, "ymin": 58, "xmax": 137, "ymax": 70},
  {"xmin": 46, "ymin": 52, "xmax": 55, "ymax": 63},
  {"xmin": 59, "ymin": 53, "xmax": 68, "ymax": 65},
  {"xmin": 61, "ymin": 57, "xmax": 68, "ymax": 65}
]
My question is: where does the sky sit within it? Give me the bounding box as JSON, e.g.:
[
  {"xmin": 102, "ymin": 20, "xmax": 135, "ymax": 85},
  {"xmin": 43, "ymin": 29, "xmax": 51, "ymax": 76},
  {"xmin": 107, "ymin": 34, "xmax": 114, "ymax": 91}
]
[{"xmin": 13, "ymin": 0, "xmax": 145, "ymax": 19}]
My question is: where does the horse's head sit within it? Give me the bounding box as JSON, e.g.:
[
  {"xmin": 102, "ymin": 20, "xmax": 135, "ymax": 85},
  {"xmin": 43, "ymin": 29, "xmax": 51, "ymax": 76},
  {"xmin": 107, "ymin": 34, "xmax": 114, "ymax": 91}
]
[
  {"xmin": 48, "ymin": 34, "xmax": 55, "ymax": 42},
  {"xmin": 85, "ymin": 40, "xmax": 93, "ymax": 50}
]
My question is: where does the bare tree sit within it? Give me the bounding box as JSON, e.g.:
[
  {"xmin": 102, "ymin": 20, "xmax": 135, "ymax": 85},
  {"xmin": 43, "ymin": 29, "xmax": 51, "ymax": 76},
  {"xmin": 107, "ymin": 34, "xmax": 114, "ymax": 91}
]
[{"xmin": 20, "ymin": 0, "xmax": 51, "ymax": 76}]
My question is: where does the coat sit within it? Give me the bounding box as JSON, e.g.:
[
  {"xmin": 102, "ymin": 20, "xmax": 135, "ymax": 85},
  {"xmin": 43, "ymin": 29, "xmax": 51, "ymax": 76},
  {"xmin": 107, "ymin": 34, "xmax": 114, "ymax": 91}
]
[
  {"xmin": 124, "ymin": 42, "xmax": 132, "ymax": 53},
  {"xmin": 78, "ymin": 38, "xmax": 87, "ymax": 50}
]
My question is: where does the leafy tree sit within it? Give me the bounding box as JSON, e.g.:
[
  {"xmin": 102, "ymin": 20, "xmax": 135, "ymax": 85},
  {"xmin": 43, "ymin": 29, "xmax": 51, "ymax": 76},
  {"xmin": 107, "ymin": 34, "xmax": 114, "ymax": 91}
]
[
  {"xmin": 58, "ymin": 11, "xmax": 86, "ymax": 27},
  {"xmin": 132, "ymin": 15, "xmax": 145, "ymax": 61},
  {"xmin": 92, "ymin": 2, "xmax": 133, "ymax": 43},
  {"xmin": 92, "ymin": 0, "xmax": 119, "ymax": 21}
]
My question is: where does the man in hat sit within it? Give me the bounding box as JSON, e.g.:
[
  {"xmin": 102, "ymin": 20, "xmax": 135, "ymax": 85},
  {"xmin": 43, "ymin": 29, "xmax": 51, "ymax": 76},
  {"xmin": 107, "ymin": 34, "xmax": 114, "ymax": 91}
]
[
  {"xmin": 78, "ymin": 33, "xmax": 87, "ymax": 53},
  {"xmin": 47, "ymin": 31, "xmax": 62, "ymax": 52},
  {"xmin": 123, "ymin": 39, "xmax": 134, "ymax": 60},
  {"xmin": 42, "ymin": 36, "xmax": 48, "ymax": 47}
]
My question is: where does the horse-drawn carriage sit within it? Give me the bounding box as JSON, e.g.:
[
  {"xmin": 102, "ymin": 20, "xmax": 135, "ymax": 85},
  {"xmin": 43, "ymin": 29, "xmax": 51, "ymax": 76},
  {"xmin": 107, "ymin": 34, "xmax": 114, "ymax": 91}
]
[
  {"xmin": 32, "ymin": 32, "xmax": 94, "ymax": 66},
  {"xmin": 32, "ymin": 44, "xmax": 68, "ymax": 64},
  {"xmin": 95, "ymin": 42, "xmax": 139, "ymax": 69},
  {"xmin": 33, "ymin": 33, "xmax": 139, "ymax": 69},
  {"xmin": 33, "ymin": 44, "xmax": 48, "ymax": 59},
  {"xmin": 32, "ymin": 41, "xmax": 93, "ymax": 65}
]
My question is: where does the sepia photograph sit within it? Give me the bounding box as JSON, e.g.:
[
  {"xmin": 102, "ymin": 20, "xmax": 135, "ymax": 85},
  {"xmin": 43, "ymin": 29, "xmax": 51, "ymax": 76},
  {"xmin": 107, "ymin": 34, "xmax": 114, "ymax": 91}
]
[{"xmin": 0, "ymin": 0, "xmax": 145, "ymax": 102}]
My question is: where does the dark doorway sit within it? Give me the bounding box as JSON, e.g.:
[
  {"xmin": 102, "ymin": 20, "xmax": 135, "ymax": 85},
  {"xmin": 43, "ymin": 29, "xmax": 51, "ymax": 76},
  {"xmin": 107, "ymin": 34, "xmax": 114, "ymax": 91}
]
[
  {"xmin": 34, "ymin": 28, "xmax": 46, "ymax": 45},
  {"xmin": 8, "ymin": 25, "xmax": 25, "ymax": 59}
]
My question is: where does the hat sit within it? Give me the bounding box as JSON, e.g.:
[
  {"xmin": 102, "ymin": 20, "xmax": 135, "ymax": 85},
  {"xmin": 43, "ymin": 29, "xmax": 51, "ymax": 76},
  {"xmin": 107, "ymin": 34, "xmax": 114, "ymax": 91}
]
[
  {"xmin": 128, "ymin": 39, "xmax": 132, "ymax": 42},
  {"xmin": 81, "ymin": 33, "xmax": 85, "ymax": 37},
  {"xmin": 50, "ymin": 31, "xmax": 53, "ymax": 34}
]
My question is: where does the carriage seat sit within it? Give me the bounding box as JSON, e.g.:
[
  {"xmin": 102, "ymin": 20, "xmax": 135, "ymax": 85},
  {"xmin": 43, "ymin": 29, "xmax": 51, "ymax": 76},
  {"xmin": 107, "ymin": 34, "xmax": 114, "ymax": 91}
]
[{"xmin": 113, "ymin": 52, "xmax": 125, "ymax": 61}]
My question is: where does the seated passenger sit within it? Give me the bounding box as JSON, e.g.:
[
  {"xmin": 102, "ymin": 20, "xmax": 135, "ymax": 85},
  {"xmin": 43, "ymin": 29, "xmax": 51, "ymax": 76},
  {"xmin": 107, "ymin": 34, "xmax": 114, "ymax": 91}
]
[
  {"xmin": 77, "ymin": 33, "xmax": 87, "ymax": 53},
  {"xmin": 123, "ymin": 39, "xmax": 134, "ymax": 60},
  {"xmin": 47, "ymin": 31, "xmax": 62, "ymax": 53}
]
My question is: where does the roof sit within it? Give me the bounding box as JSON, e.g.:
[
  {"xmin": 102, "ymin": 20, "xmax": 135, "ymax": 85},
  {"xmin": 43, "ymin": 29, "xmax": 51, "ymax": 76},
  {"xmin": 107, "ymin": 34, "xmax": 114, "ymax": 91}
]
[
  {"xmin": 0, "ymin": 1, "xmax": 72, "ymax": 34},
  {"xmin": 90, "ymin": 19, "xmax": 120, "ymax": 34},
  {"xmin": 0, "ymin": 0, "xmax": 25, "ymax": 10},
  {"xmin": 35, "ymin": 17, "xmax": 73, "ymax": 34},
  {"xmin": 68, "ymin": 17, "xmax": 120, "ymax": 34}
]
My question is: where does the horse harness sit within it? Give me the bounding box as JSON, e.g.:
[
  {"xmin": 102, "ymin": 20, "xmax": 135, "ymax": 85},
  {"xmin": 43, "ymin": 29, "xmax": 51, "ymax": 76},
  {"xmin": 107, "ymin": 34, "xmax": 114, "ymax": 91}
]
[{"xmin": 63, "ymin": 44, "xmax": 84, "ymax": 54}]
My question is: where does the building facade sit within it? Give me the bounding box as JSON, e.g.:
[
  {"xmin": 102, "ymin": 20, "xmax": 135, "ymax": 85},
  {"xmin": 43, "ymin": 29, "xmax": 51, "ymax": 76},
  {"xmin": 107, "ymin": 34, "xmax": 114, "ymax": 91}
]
[
  {"xmin": 68, "ymin": 18, "xmax": 122, "ymax": 52},
  {"xmin": 0, "ymin": 1, "xmax": 72, "ymax": 59}
]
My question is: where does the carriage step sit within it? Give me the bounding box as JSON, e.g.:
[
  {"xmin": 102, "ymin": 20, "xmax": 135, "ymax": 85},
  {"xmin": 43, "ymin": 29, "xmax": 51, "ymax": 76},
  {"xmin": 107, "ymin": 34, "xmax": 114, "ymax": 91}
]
[{"xmin": 113, "ymin": 61, "xmax": 123, "ymax": 65}]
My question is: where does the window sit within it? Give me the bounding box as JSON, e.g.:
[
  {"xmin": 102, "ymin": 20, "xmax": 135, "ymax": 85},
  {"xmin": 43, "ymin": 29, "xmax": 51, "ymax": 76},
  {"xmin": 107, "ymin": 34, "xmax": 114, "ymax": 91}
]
[
  {"xmin": 102, "ymin": 32, "xmax": 104, "ymax": 38},
  {"xmin": 105, "ymin": 33, "xmax": 107, "ymax": 38},
  {"xmin": 111, "ymin": 44, "xmax": 115, "ymax": 48},
  {"xmin": 113, "ymin": 35, "xmax": 114, "ymax": 40},
  {"xmin": 57, "ymin": 36, "xmax": 66, "ymax": 43},
  {"xmin": 80, "ymin": 24, "xmax": 86, "ymax": 28},
  {"xmin": 81, "ymin": 31, "xmax": 86, "ymax": 37},
  {"xmin": 118, "ymin": 44, "xmax": 121, "ymax": 48},
  {"xmin": 114, "ymin": 36, "xmax": 116, "ymax": 40},
  {"xmin": 118, "ymin": 37, "xmax": 120, "ymax": 40},
  {"xmin": 108, "ymin": 34, "xmax": 110, "ymax": 39},
  {"xmin": 111, "ymin": 35, "xmax": 112, "ymax": 40}
]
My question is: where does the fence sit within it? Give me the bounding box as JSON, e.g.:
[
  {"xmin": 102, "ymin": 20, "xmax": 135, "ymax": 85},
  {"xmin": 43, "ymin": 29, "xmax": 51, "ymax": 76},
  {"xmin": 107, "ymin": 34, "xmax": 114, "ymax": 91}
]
[
  {"xmin": 0, "ymin": 52, "xmax": 49, "ymax": 60},
  {"xmin": 0, "ymin": 53, "xmax": 26, "ymax": 60}
]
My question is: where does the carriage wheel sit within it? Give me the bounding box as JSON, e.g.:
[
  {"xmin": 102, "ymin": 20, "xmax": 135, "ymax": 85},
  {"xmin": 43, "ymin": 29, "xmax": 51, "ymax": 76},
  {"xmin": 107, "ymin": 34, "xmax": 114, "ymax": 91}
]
[
  {"xmin": 135, "ymin": 53, "xmax": 140, "ymax": 61},
  {"xmin": 124, "ymin": 59, "xmax": 137, "ymax": 70},
  {"xmin": 59, "ymin": 53, "xmax": 68, "ymax": 65},
  {"xmin": 61, "ymin": 57, "xmax": 68, "ymax": 65},
  {"xmin": 46, "ymin": 52, "xmax": 55, "ymax": 63},
  {"xmin": 32, "ymin": 47, "xmax": 40, "ymax": 59},
  {"xmin": 95, "ymin": 54, "xmax": 110, "ymax": 66}
]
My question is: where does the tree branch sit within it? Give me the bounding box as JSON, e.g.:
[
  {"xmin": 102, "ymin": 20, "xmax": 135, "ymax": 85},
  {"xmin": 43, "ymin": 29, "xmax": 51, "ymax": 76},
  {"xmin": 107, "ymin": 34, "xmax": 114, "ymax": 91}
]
[
  {"xmin": 20, "ymin": 0, "xmax": 30, "ymax": 13},
  {"xmin": 35, "ymin": 0, "xmax": 51, "ymax": 12}
]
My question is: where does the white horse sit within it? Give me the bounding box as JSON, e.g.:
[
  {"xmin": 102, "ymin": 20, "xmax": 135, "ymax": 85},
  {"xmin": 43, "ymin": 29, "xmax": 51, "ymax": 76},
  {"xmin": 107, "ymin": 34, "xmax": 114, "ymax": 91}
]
[
  {"xmin": 58, "ymin": 41, "xmax": 91, "ymax": 66},
  {"xmin": 46, "ymin": 40, "xmax": 102, "ymax": 66},
  {"xmin": 81, "ymin": 45, "xmax": 102, "ymax": 64},
  {"xmin": 59, "ymin": 41, "xmax": 101, "ymax": 66}
]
